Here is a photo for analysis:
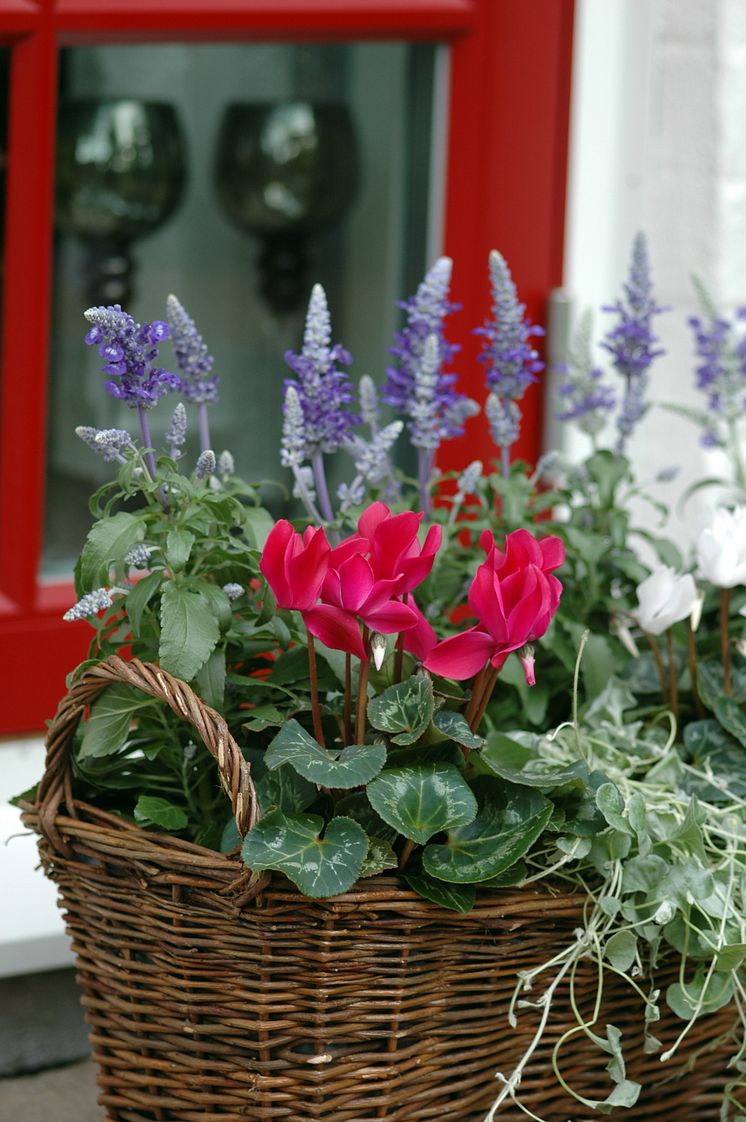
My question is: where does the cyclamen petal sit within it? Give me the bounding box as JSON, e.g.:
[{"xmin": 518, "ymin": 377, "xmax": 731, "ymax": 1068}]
[
  {"xmin": 303, "ymin": 604, "xmax": 367, "ymax": 661},
  {"xmin": 363, "ymin": 601, "xmax": 418, "ymax": 634},
  {"xmin": 402, "ymin": 596, "xmax": 438, "ymax": 661},
  {"xmin": 424, "ymin": 628, "xmax": 496, "ymax": 680}
]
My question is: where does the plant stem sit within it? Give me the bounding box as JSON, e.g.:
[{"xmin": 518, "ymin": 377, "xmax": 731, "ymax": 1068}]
[
  {"xmin": 355, "ymin": 627, "xmax": 371, "ymax": 744},
  {"xmin": 721, "ymin": 586, "xmax": 733, "ymax": 696},
  {"xmin": 137, "ymin": 405, "xmax": 158, "ymax": 480},
  {"xmin": 643, "ymin": 630, "xmax": 667, "ymax": 702},
  {"xmin": 394, "ymin": 633, "xmax": 405, "ymax": 684},
  {"xmin": 197, "ymin": 402, "xmax": 211, "ymax": 453},
  {"xmin": 291, "ymin": 465, "xmax": 324, "ymax": 524},
  {"xmin": 501, "ymin": 444, "xmax": 510, "ymax": 479},
  {"xmin": 344, "ymin": 653, "xmax": 352, "ymax": 745},
  {"xmin": 666, "ymin": 627, "xmax": 679, "ymax": 724},
  {"xmin": 398, "ymin": 838, "xmax": 416, "ymax": 871},
  {"xmin": 728, "ymin": 416, "xmax": 746, "ymax": 493},
  {"xmin": 306, "ymin": 631, "xmax": 326, "ymax": 748},
  {"xmin": 311, "ymin": 451, "xmax": 335, "ymax": 524},
  {"xmin": 687, "ymin": 621, "xmax": 705, "ymax": 719},
  {"xmin": 470, "ymin": 664, "xmax": 501, "ymax": 733},
  {"xmin": 417, "ymin": 448, "xmax": 434, "ymax": 519}
]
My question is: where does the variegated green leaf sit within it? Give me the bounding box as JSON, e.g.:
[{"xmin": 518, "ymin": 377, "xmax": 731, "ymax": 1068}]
[
  {"xmin": 241, "ymin": 811, "xmax": 368, "ymax": 897},
  {"xmin": 404, "ymin": 871, "xmax": 475, "ymax": 913},
  {"xmin": 265, "ymin": 719, "xmax": 386, "ymax": 788},
  {"xmin": 367, "ymin": 676, "xmax": 434, "ymax": 745},
  {"xmin": 367, "ymin": 764, "xmax": 477, "ymax": 844},
  {"xmin": 433, "ymin": 710, "xmax": 485, "ymax": 749},
  {"xmin": 360, "ymin": 836, "xmax": 398, "ymax": 877}
]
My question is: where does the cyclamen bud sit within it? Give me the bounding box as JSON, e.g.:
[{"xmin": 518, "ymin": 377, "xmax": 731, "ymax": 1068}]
[
  {"xmin": 195, "ymin": 450, "xmax": 216, "ymax": 479},
  {"xmin": 370, "ymin": 632, "xmax": 387, "ymax": 672},
  {"xmin": 517, "ymin": 643, "xmax": 535, "ymax": 687}
]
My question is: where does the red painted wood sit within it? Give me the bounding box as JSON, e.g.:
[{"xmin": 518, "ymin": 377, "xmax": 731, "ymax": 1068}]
[
  {"xmin": 439, "ymin": 0, "xmax": 575, "ymax": 476},
  {"xmin": 0, "ymin": 0, "xmax": 575, "ymax": 734},
  {"xmin": 56, "ymin": 0, "xmax": 475, "ymax": 40},
  {"xmin": 0, "ymin": 26, "xmax": 58, "ymax": 610}
]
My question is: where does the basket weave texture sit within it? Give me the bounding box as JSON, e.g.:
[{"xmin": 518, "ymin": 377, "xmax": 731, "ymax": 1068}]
[{"xmin": 22, "ymin": 656, "xmax": 743, "ymax": 1121}]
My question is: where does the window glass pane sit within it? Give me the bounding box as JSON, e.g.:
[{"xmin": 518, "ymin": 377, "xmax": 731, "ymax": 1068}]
[{"xmin": 42, "ymin": 42, "xmax": 441, "ymax": 579}]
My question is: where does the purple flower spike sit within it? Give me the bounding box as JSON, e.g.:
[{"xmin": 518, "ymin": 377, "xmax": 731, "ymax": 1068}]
[
  {"xmin": 601, "ymin": 232, "xmax": 667, "ymax": 454},
  {"xmin": 556, "ymin": 309, "xmax": 616, "ymax": 439},
  {"xmin": 384, "ymin": 257, "xmax": 475, "ymax": 445},
  {"xmin": 83, "ymin": 304, "xmax": 179, "ymax": 410},
  {"xmin": 166, "ymin": 294, "xmax": 219, "ymax": 405},
  {"xmin": 477, "ymin": 249, "xmax": 544, "ymax": 474}
]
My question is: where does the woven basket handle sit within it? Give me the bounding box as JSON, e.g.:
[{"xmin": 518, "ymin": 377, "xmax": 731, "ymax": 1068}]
[{"xmin": 35, "ymin": 655, "xmax": 259, "ymax": 855}]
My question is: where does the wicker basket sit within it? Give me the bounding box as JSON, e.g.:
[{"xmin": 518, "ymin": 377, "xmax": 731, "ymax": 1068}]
[{"xmin": 22, "ymin": 656, "xmax": 743, "ymax": 1122}]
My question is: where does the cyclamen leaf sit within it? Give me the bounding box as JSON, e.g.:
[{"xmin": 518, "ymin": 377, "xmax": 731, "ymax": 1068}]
[
  {"xmin": 333, "ymin": 793, "xmax": 398, "ymax": 843},
  {"xmin": 713, "ymin": 696, "xmax": 746, "ymax": 748},
  {"xmin": 78, "ymin": 683, "xmax": 154, "ymax": 760},
  {"xmin": 360, "ymin": 837, "xmax": 398, "ymax": 878},
  {"xmin": 367, "ymin": 764, "xmax": 477, "ymax": 844},
  {"xmin": 159, "ymin": 581, "xmax": 221, "ymax": 681},
  {"xmin": 80, "ymin": 511, "xmax": 146, "ymax": 588},
  {"xmin": 367, "ymin": 676, "xmax": 434, "ymax": 745},
  {"xmin": 255, "ymin": 766, "xmax": 317, "ymax": 815},
  {"xmin": 404, "ymin": 872, "xmax": 475, "ymax": 913},
  {"xmin": 433, "ymin": 710, "xmax": 485, "ymax": 749},
  {"xmin": 265, "ymin": 719, "xmax": 386, "ymax": 788},
  {"xmin": 241, "ymin": 811, "xmax": 368, "ymax": 898},
  {"xmin": 134, "ymin": 796, "xmax": 188, "ymax": 831}
]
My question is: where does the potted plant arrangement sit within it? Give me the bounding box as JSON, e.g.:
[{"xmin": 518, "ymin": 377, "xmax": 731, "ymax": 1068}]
[{"xmin": 19, "ymin": 240, "xmax": 746, "ymax": 1120}]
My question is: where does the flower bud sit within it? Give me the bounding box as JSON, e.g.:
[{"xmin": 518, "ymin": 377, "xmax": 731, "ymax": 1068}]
[{"xmin": 370, "ymin": 632, "xmax": 387, "ymax": 672}]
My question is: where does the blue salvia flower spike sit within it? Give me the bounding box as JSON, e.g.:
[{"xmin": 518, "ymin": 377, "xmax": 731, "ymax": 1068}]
[
  {"xmin": 556, "ymin": 309, "xmax": 616, "ymax": 443},
  {"xmin": 166, "ymin": 294, "xmax": 219, "ymax": 452}
]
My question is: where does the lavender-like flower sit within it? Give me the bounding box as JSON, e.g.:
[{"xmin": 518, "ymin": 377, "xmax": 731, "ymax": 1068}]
[
  {"xmin": 601, "ymin": 232, "xmax": 667, "ymax": 454},
  {"xmin": 217, "ymin": 450, "xmax": 235, "ymax": 478},
  {"xmin": 195, "ymin": 450, "xmax": 216, "ymax": 479},
  {"xmin": 84, "ymin": 304, "xmax": 178, "ymax": 476},
  {"xmin": 339, "ymin": 420, "xmax": 403, "ymax": 513},
  {"xmin": 166, "ymin": 294, "xmax": 219, "ymax": 451},
  {"xmin": 555, "ymin": 309, "xmax": 616, "ymax": 441},
  {"xmin": 284, "ymin": 284, "xmax": 358, "ymax": 522},
  {"xmin": 222, "ymin": 582, "xmax": 244, "ymax": 601},
  {"xmin": 477, "ymin": 249, "xmax": 544, "ymax": 476},
  {"xmin": 165, "ymin": 402, "xmax": 187, "ymax": 460},
  {"xmin": 359, "ymin": 375, "xmax": 380, "ymax": 432},
  {"xmin": 75, "ymin": 425, "xmax": 134, "ymax": 465},
  {"xmin": 280, "ymin": 384, "xmax": 323, "ymax": 523},
  {"xmin": 124, "ymin": 544, "xmax": 154, "ymax": 569},
  {"xmin": 63, "ymin": 587, "xmax": 115, "ymax": 621},
  {"xmin": 448, "ymin": 459, "xmax": 483, "ymax": 528}
]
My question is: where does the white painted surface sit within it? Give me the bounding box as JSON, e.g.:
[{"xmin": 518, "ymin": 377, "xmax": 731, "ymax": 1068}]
[{"xmin": 0, "ymin": 740, "xmax": 73, "ymax": 977}]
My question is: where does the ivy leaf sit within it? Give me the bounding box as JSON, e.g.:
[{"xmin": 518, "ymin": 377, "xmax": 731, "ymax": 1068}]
[
  {"xmin": 367, "ymin": 676, "xmax": 434, "ymax": 745},
  {"xmin": 404, "ymin": 871, "xmax": 475, "ymax": 913},
  {"xmin": 165, "ymin": 527, "xmax": 195, "ymax": 569},
  {"xmin": 667, "ymin": 968, "xmax": 734, "ymax": 1019},
  {"xmin": 134, "ymin": 795, "xmax": 188, "ymax": 832},
  {"xmin": 78, "ymin": 683, "xmax": 154, "ymax": 760},
  {"xmin": 195, "ymin": 646, "xmax": 226, "ymax": 709},
  {"xmin": 125, "ymin": 570, "xmax": 163, "ymax": 634},
  {"xmin": 159, "ymin": 581, "xmax": 221, "ymax": 681},
  {"xmin": 360, "ymin": 836, "xmax": 398, "ymax": 878},
  {"xmin": 367, "ymin": 764, "xmax": 477, "ymax": 844},
  {"xmin": 241, "ymin": 811, "xmax": 368, "ymax": 898},
  {"xmin": 80, "ymin": 511, "xmax": 145, "ymax": 588},
  {"xmin": 433, "ymin": 710, "xmax": 485, "ymax": 749},
  {"xmin": 605, "ymin": 930, "xmax": 637, "ymax": 972},
  {"xmin": 265, "ymin": 719, "xmax": 386, "ymax": 789},
  {"xmin": 422, "ymin": 780, "xmax": 552, "ymax": 884}
]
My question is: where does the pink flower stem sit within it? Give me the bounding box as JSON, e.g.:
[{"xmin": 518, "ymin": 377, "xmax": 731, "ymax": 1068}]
[
  {"xmin": 344, "ymin": 653, "xmax": 352, "ymax": 745},
  {"xmin": 665, "ymin": 627, "xmax": 679, "ymax": 723},
  {"xmin": 355, "ymin": 627, "xmax": 371, "ymax": 745},
  {"xmin": 687, "ymin": 622, "xmax": 704, "ymax": 719},
  {"xmin": 469, "ymin": 664, "xmax": 501, "ymax": 733},
  {"xmin": 642, "ymin": 630, "xmax": 667, "ymax": 701},
  {"xmin": 721, "ymin": 587, "xmax": 732, "ymax": 696},
  {"xmin": 306, "ymin": 631, "xmax": 326, "ymax": 748},
  {"xmin": 394, "ymin": 593, "xmax": 408, "ymax": 684},
  {"xmin": 464, "ymin": 664, "xmax": 490, "ymax": 729},
  {"xmin": 398, "ymin": 838, "xmax": 416, "ymax": 871}
]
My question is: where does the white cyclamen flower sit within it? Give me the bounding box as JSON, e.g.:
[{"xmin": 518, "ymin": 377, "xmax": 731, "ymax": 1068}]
[
  {"xmin": 695, "ymin": 506, "xmax": 746, "ymax": 588},
  {"xmin": 635, "ymin": 567, "xmax": 699, "ymax": 636}
]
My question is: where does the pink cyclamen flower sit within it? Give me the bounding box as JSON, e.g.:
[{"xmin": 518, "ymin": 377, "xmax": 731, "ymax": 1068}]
[
  {"xmin": 359, "ymin": 501, "xmax": 442, "ymax": 592},
  {"xmin": 424, "ymin": 529, "xmax": 564, "ymax": 681},
  {"xmin": 303, "ymin": 551, "xmax": 418, "ymax": 661},
  {"xmin": 259, "ymin": 520, "xmax": 331, "ymax": 611}
]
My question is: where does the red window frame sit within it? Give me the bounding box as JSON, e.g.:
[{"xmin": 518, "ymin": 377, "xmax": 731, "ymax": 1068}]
[{"xmin": 0, "ymin": 0, "xmax": 574, "ymax": 734}]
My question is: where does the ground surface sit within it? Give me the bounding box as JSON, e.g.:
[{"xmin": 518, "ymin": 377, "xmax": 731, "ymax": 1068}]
[{"xmin": 0, "ymin": 1058, "xmax": 99, "ymax": 1121}]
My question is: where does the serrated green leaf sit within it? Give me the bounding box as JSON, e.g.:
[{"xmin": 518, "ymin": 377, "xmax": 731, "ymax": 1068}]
[
  {"xmin": 134, "ymin": 795, "xmax": 188, "ymax": 831},
  {"xmin": 265, "ymin": 719, "xmax": 386, "ymax": 788},
  {"xmin": 367, "ymin": 676, "xmax": 434, "ymax": 745},
  {"xmin": 195, "ymin": 646, "xmax": 226, "ymax": 708},
  {"xmin": 433, "ymin": 710, "xmax": 485, "ymax": 749},
  {"xmin": 194, "ymin": 583, "xmax": 233, "ymax": 628},
  {"xmin": 242, "ymin": 704, "xmax": 286, "ymax": 732},
  {"xmin": 241, "ymin": 810, "xmax": 368, "ymax": 898},
  {"xmin": 78, "ymin": 683, "xmax": 154, "ymax": 760},
  {"xmin": 404, "ymin": 872, "xmax": 475, "ymax": 913},
  {"xmin": 243, "ymin": 504, "xmax": 275, "ymax": 549},
  {"xmin": 165, "ymin": 527, "xmax": 195, "ymax": 569},
  {"xmin": 360, "ymin": 836, "xmax": 397, "ymax": 877},
  {"xmin": 367, "ymin": 764, "xmax": 477, "ymax": 844},
  {"xmin": 80, "ymin": 511, "xmax": 145, "ymax": 588},
  {"xmin": 422, "ymin": 780, "xmax": 552, "ymax": 884},
  {"xmin": 159, "ymin": 582, "xmax": 221, "ymax": 681},
  {"xmin": 125, "ymin": 570, "xmax": 163, "ymax": 634}
]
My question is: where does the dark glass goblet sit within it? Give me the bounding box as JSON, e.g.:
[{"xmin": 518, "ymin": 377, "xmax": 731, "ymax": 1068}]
[
  {"xmin": 214, "ymin": 101, "xmax": 358, "ymax": 313},
  {"xmin": 55, "ymin": 98, "xmax": 187, "ymax": 305}
]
